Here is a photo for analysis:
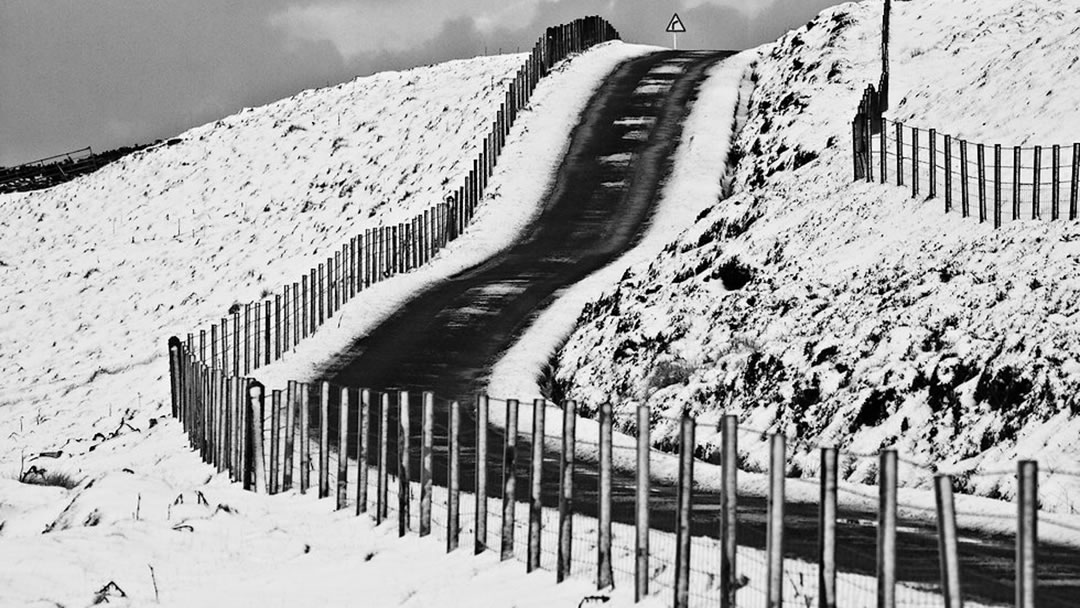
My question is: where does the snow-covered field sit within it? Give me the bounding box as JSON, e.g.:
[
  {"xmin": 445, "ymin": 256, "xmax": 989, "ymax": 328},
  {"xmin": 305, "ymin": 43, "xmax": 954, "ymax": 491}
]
[{"xmin": 552, "ymin": 0, "xmax": 1080, "ymax": 516}]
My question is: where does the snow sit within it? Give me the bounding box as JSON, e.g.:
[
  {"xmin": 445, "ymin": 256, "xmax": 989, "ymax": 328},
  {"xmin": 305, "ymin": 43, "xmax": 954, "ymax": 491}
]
[{"xmin": 551, "ymin": 0, "xmax": 1080, "ymax": 524}]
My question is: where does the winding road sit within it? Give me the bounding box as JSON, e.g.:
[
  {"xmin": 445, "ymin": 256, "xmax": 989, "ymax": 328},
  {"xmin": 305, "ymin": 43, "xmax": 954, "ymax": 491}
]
[{"xmin": 317, "ymin": 50, "xmax": 1080, "ymax": 607}]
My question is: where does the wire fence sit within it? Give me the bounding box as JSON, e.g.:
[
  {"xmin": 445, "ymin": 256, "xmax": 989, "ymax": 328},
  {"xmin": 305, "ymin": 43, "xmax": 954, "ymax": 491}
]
[{"xmin": 852, "ymin": 84, "xmax": 1080, "ymax": 228}]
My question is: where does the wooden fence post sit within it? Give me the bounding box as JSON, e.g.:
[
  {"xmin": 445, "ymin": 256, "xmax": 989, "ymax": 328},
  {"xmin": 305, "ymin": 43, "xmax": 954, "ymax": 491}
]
[
  {"xmin": 319, "ymin": 382, "xmax": 330, "ymax": 499},
  {"xmin": 501, "ymin": 398, "xmax": 518, "ymax": 560},
  {"xmin": 880, "ymin": 118, "xmax": 887, "ymax": 184},
  {"xmin": 1014, "ymin": 147, "xmax": 1023, "ymax": 220},
  {"xmin": 168, "ymin": 337, "xmax": 182, "ymax": 418},
  {"xmin": 1071, "ymin": 143, "xmax": 1080, "ymax": 220},
  {"xmin": 1033, "ymin": 145, "xmax": 1042, "ymax": 219},
  {"xmin": 879, "ymin": 449, "xmax": 898, "ymax": 608},
  {"xmin": 720, "ymin": 415, "xmax": 738, "ymax": 608},
  {"xmin": 378, "ymin": 392, "xmax": 390, "ymax": 523},
  {"xmin": 476, "ymin": 394, "xmax": 490, "ymax": 554},
  {"xmin": 819, "ymin": 447, "xmax": 838, "ymax": 608},
  {"xmin": 246, "ymin": 380, "xmax": 265, "ymax": 493},
  {"xmin": 557, "ymin": 399, "xmax": 576, "ymax": 582},
  {"xmin": 912, "ymin": 127, "xmax": 919, "ymax": 196},
  {"xmin": 251, "ymin": 306, "xmax": 260, "ymax": 370},
  {"xmin": 960, "ymin": 140, "xmax": 970, "ymax": 218},
  {"xmin": 935, "ymin": 475, "xmax": 963, "ymax": 608},
  {"xmin": 635, "ymin": 404, "xmax": 651, "ymax": 601},
  {"xmin": 274, "ymin": 294, "xmax": 282, "ymax": 360},
  {"xmin": 598, "ymin": 400, "xmax": 614, "ymax": 589},
  {"xmin": 420, "ymin": 391, "xmax": 434, "ymax": 536},
  {"xmin": 945, "ymin": 135, "xmax": 953, "ymax": 213},
  {"xmin": 853, "ymin": 119, "xmax": 864, "ymax": 181},
  {"xmin": 994, "ymin": 144, "xmax": 1003, "ymax": 228},
  {"xmin": 199, "ymin": 329, "xmax": 206, "ymax": 364},
  {"xmin": 337, "ymin": 387, "xmax": 350, "ymax": 510},
  {"xmin": 234, "ymin": 377, "xmax": 245, "ymax": 481},
  {"xmin": 1016, "ymin": 460, "xmax": 1038, "ymax": 608},
  {"xmin": 766, "ymin": 433, "xmax": 786, "ymax": 608},
  {"xmin": 232, "ymin": 312, "xmax": 240, "ymax": 376},
  {"xmin": 673, "ymin": 411, "xmax": 694, "ymax": 608},
  {"xmin": 283, "ymin": 381, "xmax": 296, "ymax": 491},
  {"xmin": 978, "ymin": 144, "xmax": 987, "ymax": 223},
  {"xmin": 263, "ymin": 300, "xmax": 271, "ymax": 366},
  {"xmin": 270, "ymin": 389, "xmax": 281, "ymax": 494},
  {"xmin": 527, "ymin": 399, "xmax": 545, "ymax": 572},
  {"xmin": 300, "ymin": 383, "xmax": 311, "ymax": 494},
  {"xmin": 895, "ymin": 122, "xmax": 904, "ymax": 187},
  {"xmin": 300, "ymin": 276, "xmax": 309, "ymax": 340},
  {"xmin": 356, "ymin": 389, "xmax": 370, "ymax": 515},
  {"xmin": 929, "ymin": 129, "xmax": 937, "ymax": 198},
  {"xmin": 448, "ymin": 399, "xmax": 461, "ymax": 552},
  {"xmin": 398, "ymin": 390, "xmax": 411, "ymax": 537},
  {"xmin": 282, "ymin": 287, "xmax": 290, "ymax": 354},
  {"xmin": 1052, "ymin": 145, "xmax": 1061, "ymax": 220}
]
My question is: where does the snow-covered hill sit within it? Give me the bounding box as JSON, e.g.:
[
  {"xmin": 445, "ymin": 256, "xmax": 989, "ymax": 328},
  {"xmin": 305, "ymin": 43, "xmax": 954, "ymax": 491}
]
[{"xmin": 552, "ymin": 0, "xmax": 1080, "ymax": 511}]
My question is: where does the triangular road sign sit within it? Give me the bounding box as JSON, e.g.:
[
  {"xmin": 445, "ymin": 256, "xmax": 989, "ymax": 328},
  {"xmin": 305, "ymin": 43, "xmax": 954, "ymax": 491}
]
[{"xmin": 666, "ymin": 13, "xmax": 686, "ymax": 33}]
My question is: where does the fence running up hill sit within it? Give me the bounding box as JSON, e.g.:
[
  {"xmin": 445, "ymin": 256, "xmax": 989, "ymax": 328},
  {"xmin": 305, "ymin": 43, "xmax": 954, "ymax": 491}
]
[
  {"xmin": 167, "ymin": 346, "xmax": 1062, "ymax": 608},
  {"xmin": 0, "ymin": 147, "xmax": 101, "ymax": 194},
  {"xmin": 852, "ymin": 85, "xmax": 1080, "ymax": 228},
  {"xmin": 176, "ymin": 16, "xmax": 620, "ymax": 379}
]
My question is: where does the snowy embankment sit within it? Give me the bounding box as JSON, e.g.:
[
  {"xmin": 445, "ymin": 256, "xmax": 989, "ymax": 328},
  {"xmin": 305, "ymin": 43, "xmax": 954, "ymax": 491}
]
[
  {"xmin": 0, "ymin": 42, "xmax": 665, "ymax": 607},
  {"xmin": 552, "ymin": 0, "xmax": 1080, "ymax": 516}
]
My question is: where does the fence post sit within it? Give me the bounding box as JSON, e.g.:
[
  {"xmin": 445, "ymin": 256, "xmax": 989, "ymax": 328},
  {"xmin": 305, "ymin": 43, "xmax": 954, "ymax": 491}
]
[
  {"xmin": 945, "ymin": 135, "xmax": 953, "ymax": 213},
  {"xmin": 246, "ymin": 380, "xmax": 265, "ymax": 493},
  {"xmin": 912, "ymin": 127, "xmax": 919, "ymax": 196},
  {"xmin": 263, "ymin": 300, "xmax": 271, "ymax": 366},
  {"xmin": 674, "ymin": 411, "xmax": 694, "ymax": 608},
  {"xmin": 300, "ymin": 383, "xmax": 311, "ymax": 494},
  {"xmin": 378, "ymin": 392, "xmax": 390, "ymax": 523},
  {"xmin": 274, "ymin": 294, "xmax": 282, "ymax": 360},
  {"xmin": 251, "ymin": 306, "xmax": 260, "ymax": 370},
  {"xmin": 929, "ymin": 129, "xmax": 937, "ymax": 198},
  {"xmin": 309, "ymin": 268, "xmax": 317, "ymax": 333},
  {"xmin": 978, "ymin": 144, "xmax": 987, "ymax": 223},
  {"xmin": 1033, "ymin": 145, "xmax": 1042, "ymax": 219},
  {"xmin": 994, "ymin": 144, "xmax": 1002, "ymax": 228},
  {"xmin": 1014, "ymin": 147, "xmax": 1023, "ymax": 220},
  {"xmin": 357, "ymin": 389, "xmax": 370, "ymax": 515},
  {"xmin": 1052, "ymin": 145, "xmax": 1061, "ymax": 220},
  {"xmin": 895, "ymin": 122, "xmax": 904, "ymax": 187},
  {"xmin": 168, "ymin": 337, "xmax": 182, "ymax": 418},
  {"xmin": 1017, "ymin": 460, "xmax": 1038, "ymax": 608},
  {"xmin": 501, "ymin": 398, "xmax": 519, "ymax": 560},
  {"xmin": 398, "ymin": 390, "xmax": 411, "ymax": 537},
  {"xmin": 935, "ymin": 475, "xmax": 963, "ymax": 608},
  {"xmin": 557, "ymin": 399, "xmax": 576, "ymax": 582},
  {"xmin": 448, "ymin": 399, "xmax": 461, "ymax": 552},
  {"xmin": 635, "ymin": 404, "xmax": 650, "ymax": 601},
  {"xmin": 233, "ymin": 312, "xmax": 241, "ymax": 376},
  {"xmin": 282, "ymin": 286, "xmax": 290, "ymax": 354},
  {"xmin": 319, "ymin": 382, "xmax": 330, "ymax": 499},
  {"xmin": 879, "ymin": 449, "xmax": 898, "ymax": 608},
  {"xmin": 960, "ymin": 140, "xmax": 970, "ymax": 218},
  {"xmin": 283, "ymin": 381, "xmax": 296, "ymax": 491},
  {"xmin": 819, "ymin": 447, "xmax": 838, "ymax": 608},
  {"xmin": 853, "ymin": 118, "xmax": 865, "ymax": 181},
  {"xmin": 476, "ymin": 394, "xmax": 489, "ymax": 554},
  {"xmin": 337, "ymin": 387, "xmax": 350, "ymax": 511},
  {"xmin": 880, "ymin": 118, "xmax": 887, "ymax": 184},
  {"xmin": 300, "ymin": 276, "xmax": 309, "ymax": 341},
  {"xmin": 767, "ymin": 433, "xmax": 785, "ymax": 608},
  {"xmin": 598, "ymin": 400, "xmax": 614, "ymax": 589},
  {"xmin": 420, "ymin": 391, "xmax": 434, "ymax": 536},
  {"xmin": 270, "ymin": 389, "xmax": 281, "ymax": 494},
  {"xmin": 720, "ymin": 415, "xmax": 738, "ymax": 608},
  {"xmin": 527, "ymin": 399, "xmax": 545, "ymax": 572},
  {"xmin": 1071, "ymin": 143, "xmax": 1079, "ymax": 220}
]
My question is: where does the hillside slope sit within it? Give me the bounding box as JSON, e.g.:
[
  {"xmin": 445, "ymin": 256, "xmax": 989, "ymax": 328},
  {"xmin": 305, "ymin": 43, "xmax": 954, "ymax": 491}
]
[{"xmin": 553, "ymin": 0, "xmax": 1080, "ymax": 511}]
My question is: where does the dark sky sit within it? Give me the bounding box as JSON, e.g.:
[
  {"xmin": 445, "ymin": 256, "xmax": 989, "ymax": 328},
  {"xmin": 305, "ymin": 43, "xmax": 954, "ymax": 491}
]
[{"xmin": 0, "ymin": 0, "xmax": 846, "ymax": 167}]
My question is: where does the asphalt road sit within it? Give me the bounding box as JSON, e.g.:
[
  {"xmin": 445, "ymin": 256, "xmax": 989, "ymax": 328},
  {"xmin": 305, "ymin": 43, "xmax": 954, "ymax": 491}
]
[{"xmin": 318, "ymin": 51, "xmax": 1080, "ymax": 606}]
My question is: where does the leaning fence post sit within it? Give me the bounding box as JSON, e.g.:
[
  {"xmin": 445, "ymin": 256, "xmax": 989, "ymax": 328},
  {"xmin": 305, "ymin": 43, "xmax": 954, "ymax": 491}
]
[
  {"xmin": 598, "ymin": 400, "xmax": 614, "ymax": 589},
  {"xmin": 1017, "ymin": 460, "xmax": 1038, "ymax": 608},
  {"xmin": 527, "ymin": 399, "xmax": 545, "ymax": 572},
  {"xmin": 935, "ymin": 475, "xmax": 963, "ymax": 608},
  {"xmin": 501, "ymin": 398, "xmax": 518, "ymax": 560},
  {"xmin": 766, "ymin": 433, "xmax": 786, "ymax": 608},
  {"xmin": 246, "ymin": 380, "xmax": 265, "ymax": 493},
  {"xmin": 378, "ymin": 392, "xmax": 390, "ymax": 523},
  {"xmin": 283, "ymin": 381, "xmax": 296, "ymax": 491},
  {"xmin": 300, "ymin": 383, "xmax": 311, "ymax": 494},
  {"xmin": 476, "ymin": 394, "xmax": 489, "ymax": 554},
  {"xmin": 674, "ymin": 411, "xmax": 694, "ymax": 608},
  {"xmin": 420, "ymin": 391, "xmax": 434, "ymax": 537},
  {"xmin": 448, "ymin": 399, "xmax": 461, "ymax": 552},
  {"xmin": 635, "ymin": 403, "xmax": 650, "ymax": 601},
  {"xmin": 398, "ymin": 390, "xmax": 411, "ymax": 537},
  {"xmin": 319, "ymin": 382, "xmax": 330, "ymax": 499},
  {"xmin": 337, "ymin": 387, "xmax": 350, "ymax": 510},
  {"xmin": 720, "ymin": 415, "xmax": 738, "ymax": 608},
  {"xmin": 557, "ymin": 399, "xmax": 576, "ymax": 582},
  {"xmin": 879, "ymin": 449, "xmax": 898, "ymax": 608},
  {"xmin": 356, "ymin": 389, "xmax": 370, "ymax": 515},
  {"xmin": 819, "ymin": 447, "xmax": 838, "ymax": 608},
  {"xmin": 270, "ymin": 389, "xmax": 281, "ymax": 494}
]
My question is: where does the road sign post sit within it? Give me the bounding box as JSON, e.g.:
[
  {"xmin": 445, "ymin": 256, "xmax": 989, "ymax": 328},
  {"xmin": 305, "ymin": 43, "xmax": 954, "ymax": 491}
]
[{"xmin": 666, "ymin": 13, "xmax": 686, "ymax": 49}]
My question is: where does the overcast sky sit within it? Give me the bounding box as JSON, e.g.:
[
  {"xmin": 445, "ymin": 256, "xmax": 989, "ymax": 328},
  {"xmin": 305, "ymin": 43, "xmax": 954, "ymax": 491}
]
[{"xmin": 0, "ymin": 0, "xmax": 846, "ymax": 167}]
